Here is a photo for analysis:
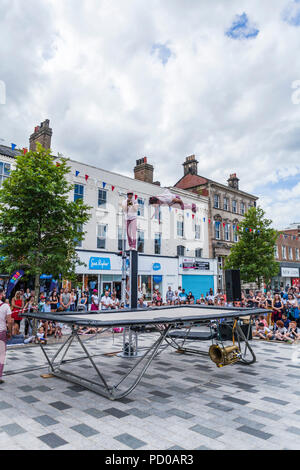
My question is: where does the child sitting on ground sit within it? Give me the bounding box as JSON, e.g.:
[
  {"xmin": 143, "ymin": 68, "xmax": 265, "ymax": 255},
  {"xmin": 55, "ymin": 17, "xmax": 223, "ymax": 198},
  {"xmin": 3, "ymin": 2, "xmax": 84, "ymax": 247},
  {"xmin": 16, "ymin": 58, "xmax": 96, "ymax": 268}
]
[
  {"xmin": 274, "ymin": 320, "xmax": 288, "ymax": 342},
  {"xmin": 285, "ymin": 321, "xmax": 300, "ymax": 342},
  {"xmin": 34, "ymin": 326, "xmax": 47, "ymax": 344},
  {"xmin": 253, "ymin": 322, "xmax": 273, "ymax": 340}
]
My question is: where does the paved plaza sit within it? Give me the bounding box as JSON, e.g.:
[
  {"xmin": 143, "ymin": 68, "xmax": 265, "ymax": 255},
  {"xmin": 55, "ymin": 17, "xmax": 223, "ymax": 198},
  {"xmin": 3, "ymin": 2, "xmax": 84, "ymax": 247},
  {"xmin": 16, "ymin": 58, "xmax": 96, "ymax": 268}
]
[{"xmin": 1, "ymin": 332, "xmax": 300, "ymax": 450}]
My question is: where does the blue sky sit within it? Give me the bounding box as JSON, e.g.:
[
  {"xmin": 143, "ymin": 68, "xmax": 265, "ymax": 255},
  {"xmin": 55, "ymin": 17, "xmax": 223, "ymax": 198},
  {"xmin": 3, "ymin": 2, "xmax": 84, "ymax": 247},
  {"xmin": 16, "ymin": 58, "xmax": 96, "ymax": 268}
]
[{"xmin": 226, "ymin": 13, "xmax": 259, "ymax": 39}]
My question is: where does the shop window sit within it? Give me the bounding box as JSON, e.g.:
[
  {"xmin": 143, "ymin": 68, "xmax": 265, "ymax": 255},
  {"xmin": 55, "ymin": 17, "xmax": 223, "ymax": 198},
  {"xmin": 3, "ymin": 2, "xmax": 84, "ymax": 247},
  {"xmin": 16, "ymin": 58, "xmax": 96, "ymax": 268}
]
[
  {"xmin": 97, "ymin": 224, "xmax": 107, "ymax": 249},
  {"xmin": 98, "ymin": 189, "xmax": 107, "ymax": 208},
  {"xmin": 74, "ymin": 184, "xmax": 84, "ymax": 202}
]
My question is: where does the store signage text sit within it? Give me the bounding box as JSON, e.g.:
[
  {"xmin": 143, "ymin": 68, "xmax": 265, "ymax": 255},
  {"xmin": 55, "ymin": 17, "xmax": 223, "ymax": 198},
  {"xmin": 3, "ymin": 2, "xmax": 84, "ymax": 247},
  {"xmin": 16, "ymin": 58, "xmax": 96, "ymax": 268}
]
[{"xmin": 89, "ymin": 257, "xmax": 111, "ymax": 270}]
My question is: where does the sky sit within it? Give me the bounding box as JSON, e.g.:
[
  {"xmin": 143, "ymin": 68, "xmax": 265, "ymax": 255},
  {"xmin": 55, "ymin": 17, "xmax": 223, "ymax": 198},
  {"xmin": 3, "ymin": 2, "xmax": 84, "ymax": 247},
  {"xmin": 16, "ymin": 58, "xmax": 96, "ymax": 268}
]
[{"xmin": 0, "ymin": 0, "xmax": 300, "ymax": 229}]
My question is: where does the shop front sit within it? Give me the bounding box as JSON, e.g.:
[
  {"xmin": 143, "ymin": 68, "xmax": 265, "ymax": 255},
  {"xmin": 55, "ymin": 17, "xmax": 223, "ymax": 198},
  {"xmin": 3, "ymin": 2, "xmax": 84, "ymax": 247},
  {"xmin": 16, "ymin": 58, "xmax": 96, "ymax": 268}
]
[
  {"xmin": 75, "ymin": 250, "xmax": 179, "ymax": 302},
  {"xmin": 271, "ymin": 264, "xmax": 300, "ymax": 291},
  {"xmin": 178, "ymin": 256, "xmax": 218, "ymax": 299}
]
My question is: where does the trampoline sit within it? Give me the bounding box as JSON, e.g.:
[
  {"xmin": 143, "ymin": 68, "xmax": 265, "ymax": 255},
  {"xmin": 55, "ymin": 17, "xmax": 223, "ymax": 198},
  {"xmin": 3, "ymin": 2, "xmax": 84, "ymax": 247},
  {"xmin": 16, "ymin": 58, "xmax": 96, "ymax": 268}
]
[{"xmin": 23, "ymin": 305, "xmax": 266, "ymax": 400}]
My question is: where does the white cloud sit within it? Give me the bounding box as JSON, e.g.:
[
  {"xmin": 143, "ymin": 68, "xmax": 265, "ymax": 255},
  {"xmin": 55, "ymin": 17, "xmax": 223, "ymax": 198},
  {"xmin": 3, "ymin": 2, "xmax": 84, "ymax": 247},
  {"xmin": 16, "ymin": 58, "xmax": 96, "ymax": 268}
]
[{"xmin": 0, "ymin": 0, "xmax": 299, "ymax": 229}]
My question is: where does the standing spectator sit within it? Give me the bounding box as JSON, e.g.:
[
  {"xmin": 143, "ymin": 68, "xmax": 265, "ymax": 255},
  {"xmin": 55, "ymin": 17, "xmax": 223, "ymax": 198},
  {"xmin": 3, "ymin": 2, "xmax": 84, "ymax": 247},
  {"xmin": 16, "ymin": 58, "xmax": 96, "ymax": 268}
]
[
  {"xmin": 91, "ymin": 289, "xmax": 99, "ymax": 311},
  {"xmin": 78, "ymin": 293, "xmax": 88, "ymax": 311},
  {"xmin": 70, "ymin": 289, "xmax": 76, "ymax": 312},
  {"xmin": 11, "ymin": 291, "xmax": 24, "ymax": 328},
  {"xmin": 179, "ymin": 289, "xmax": 187, "ymax": 303},
  {"xmin": 272, "ymin": 293, "xmax": 284, "ymax": 324},
  {"xmin": 50, "ymin": 290, "xmax": 59, "ymax": 313},
  {"xmin": 24, "ymin": 288, "xmax": 31, "ymax": 302},
  {"xmin": 60, "ymin": 288, "xmax": 71, "ymax": 312},
  {"xmin": 0, "ymin": 288, "xmax": 12, "ymax": 384},
  {"xmin": 111, "ymin": 294, "xmax": 120, "ymax": 309},
  {"xmin": 138, "ymin": 296, "xmax": 148, "ymax": 308}
]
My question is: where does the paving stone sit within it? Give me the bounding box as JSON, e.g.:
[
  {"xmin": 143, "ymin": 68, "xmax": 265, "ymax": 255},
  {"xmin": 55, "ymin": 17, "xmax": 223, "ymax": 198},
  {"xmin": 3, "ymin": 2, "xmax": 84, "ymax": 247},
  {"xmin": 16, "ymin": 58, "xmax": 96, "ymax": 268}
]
[
  {"xmin": 83, "ymin": 408, "xmax": 107, "ymax": 419},
  {"xmin": 237, "ymin": 425, "xmax": 272, "ymax": 440},
  {"xmin": 33, "ymin": 415, "xmax": 59, "ymax": 427},
  {"xmin": 261, "ymin": 397, "xmax": 289, "ymax": 406},
  {"xmin": 114, "ymin": 433, "xmax": 146, "ymax": 449},
  {"xmin": 49, "ymin": 401, "xmax": 72, "ymax": 411},
  {"xmin": 222, "ymin": 395, "xmax": 250, "ymax": 405},
  {"xmin": 189, "ymin": 424, "xmax": 223, "ymax": 439},
  {"xmin": 1, "ymin": 423, "xmax": 27, "ymax": 437},
  {"xmin": 38, "ymin": 433, "xmax": 68, "ymax": 449},
  {"xmin": 104, "ymin": 408, "xmax": 129, "ymax": 418},
  {"xmin": 71, "ymin": 424, "xmax": 99, "ymax": 437},
  {"xmin": 0, "ymin": 401, "xmax": 13, "ymax": 410},
  {"xmin": 19, "ymin": 395, "xmax": 40, "ymax": 404}
]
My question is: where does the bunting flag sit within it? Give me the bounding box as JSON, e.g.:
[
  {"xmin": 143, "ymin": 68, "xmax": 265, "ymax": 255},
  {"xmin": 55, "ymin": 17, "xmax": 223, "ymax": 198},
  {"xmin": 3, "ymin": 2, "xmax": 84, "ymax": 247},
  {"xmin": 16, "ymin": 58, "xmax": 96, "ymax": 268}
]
[
  {"xmin": 223, "ymin": 222, "xmax": 226, "ymax": 228},
  {"xmin": 56, "ymin": 162, "xmax": 60, "ymax": 167},
  {"xmin": 203, "ymin": 217, "xmax": 206, "ymax": 222},
  {"xmin": 85, "ymin": 175, "xmax": 89, "ymax": 182},
  {"xmin": 75, "ymin": 171, "xmax": 80, "ymax": 177},
  {"xmin": 111, "ymin": 186, "xmax": 115, "ymax": 191},
  {"xmin": 192, "ymin": 214, "xmax": 195, "ymax": 219},
  {"xmin": 186, "ymin": 213, "xmax": 190, "ymax": 218},
  {"xmin": 23, "ymin": 148, "xmax": 28, "ymax": 155},
  {"xmin": 135, "ymin": 195, "xmax": 138, "ymax": 200},
  {"xmin": 11, "ymin": 143, "xmax": 16, "ymax": 150},
  {"xmin": 102, "ymin": 182, "xmax": 107, "ymax": 189},
  {"xmin": 208, "ymin": 219, "xmax": 211, "ymax": 224}
]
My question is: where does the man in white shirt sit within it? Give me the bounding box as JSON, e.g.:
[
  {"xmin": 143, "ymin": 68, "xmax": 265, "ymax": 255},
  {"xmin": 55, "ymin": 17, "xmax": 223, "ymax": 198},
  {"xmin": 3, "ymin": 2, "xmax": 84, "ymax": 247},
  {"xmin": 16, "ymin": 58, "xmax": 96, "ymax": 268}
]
[
  {"xmin": 122, "ymin": 191, "xmax": 138, "ymax": 250},
  {"xmin": 101, "ymin": 291, "xmax": 114, "ymax": 310}
]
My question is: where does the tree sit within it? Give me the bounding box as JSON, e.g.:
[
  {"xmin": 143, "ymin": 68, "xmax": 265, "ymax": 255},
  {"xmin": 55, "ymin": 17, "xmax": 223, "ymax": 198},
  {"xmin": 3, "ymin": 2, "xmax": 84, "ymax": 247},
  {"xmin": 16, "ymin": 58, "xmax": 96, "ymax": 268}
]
[
  {"xmin": 0, "ymin": 144, "xmax": 91, "ymax": 304},
  {"xmin": 224, "ymin": 206, "xmax": 279, "ymax": 287}
]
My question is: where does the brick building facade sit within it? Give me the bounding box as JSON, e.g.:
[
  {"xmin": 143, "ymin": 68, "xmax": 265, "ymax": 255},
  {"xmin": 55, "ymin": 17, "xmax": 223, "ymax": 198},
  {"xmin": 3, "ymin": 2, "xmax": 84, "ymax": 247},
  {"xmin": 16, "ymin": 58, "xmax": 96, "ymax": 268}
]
[{"xmin": 273, "ymin": 224, "xmax": 300, "ymax": 289}]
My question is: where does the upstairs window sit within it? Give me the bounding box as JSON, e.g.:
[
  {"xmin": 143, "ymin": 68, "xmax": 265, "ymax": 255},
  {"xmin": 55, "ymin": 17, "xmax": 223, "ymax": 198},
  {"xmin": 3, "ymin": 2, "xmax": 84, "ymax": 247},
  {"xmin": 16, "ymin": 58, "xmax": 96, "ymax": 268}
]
[
  {"xmin": 74, "ymin": 184, "xmax": 84, "ymax": 202},
  {"xmin": 98, "ymin": 189, "xmax": 107, "ymax": 208},
  {"xmin": 0, "ymin": 162, "xmax": 11, "ymax": 187}
]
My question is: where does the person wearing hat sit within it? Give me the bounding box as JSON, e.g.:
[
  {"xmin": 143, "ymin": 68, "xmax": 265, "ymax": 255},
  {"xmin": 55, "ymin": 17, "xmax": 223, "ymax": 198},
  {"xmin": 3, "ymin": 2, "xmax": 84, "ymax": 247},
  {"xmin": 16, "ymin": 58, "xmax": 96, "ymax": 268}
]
[
  {"xmin": 122, "ymin": 191, "xmax": 138, "ymax": 250},
  {"xmin": 0, "ymin": 288, "xmax": 13, "ymax": 384}
]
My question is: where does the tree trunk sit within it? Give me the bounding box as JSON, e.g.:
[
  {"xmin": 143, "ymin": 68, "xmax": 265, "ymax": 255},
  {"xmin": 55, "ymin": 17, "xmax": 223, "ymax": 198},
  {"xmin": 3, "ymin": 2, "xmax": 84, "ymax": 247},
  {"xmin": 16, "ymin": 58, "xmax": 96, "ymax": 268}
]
[{"xmin": 32, "ymin": 272, "xmax": 40, "ymax": 335}]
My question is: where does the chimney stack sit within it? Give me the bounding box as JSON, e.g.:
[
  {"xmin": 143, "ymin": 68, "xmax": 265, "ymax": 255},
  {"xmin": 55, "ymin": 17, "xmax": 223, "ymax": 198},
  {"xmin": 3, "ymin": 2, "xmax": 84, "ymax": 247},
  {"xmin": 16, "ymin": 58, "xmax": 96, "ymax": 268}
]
[
  {"xmin": 228, "ymin": 173, "xmax": 239, "ymax": 190},
  {"xmin": 183, "ymin": 155, "xmax": 198, "ymax": 176},
  {"xmin": 29, "ymin": 119, "xmax": 53, "ymax": 151},
  {"xmin": 134, "ymin": 157, "xmax": 154, "ymax": 184}
]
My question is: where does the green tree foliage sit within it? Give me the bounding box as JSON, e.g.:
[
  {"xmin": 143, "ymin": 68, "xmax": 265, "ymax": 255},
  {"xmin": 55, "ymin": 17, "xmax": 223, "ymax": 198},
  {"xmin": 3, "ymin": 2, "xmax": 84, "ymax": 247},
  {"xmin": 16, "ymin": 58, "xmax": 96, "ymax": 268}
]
[
  {"xmin": 224, "ymin": 206, "xmax": 279, "ymax": 286},
  {"xmin": 0, "ymin": 144, "xmax": 91, "ymax": 299}
]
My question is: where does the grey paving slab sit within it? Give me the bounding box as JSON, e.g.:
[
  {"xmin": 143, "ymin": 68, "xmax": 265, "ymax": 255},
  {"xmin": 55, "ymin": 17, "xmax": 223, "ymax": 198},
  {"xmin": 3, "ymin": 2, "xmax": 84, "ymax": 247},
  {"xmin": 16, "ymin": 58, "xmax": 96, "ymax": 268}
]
[{"xmin": 1, "ymin": 333, "xmax": 300, "ymax": 449}]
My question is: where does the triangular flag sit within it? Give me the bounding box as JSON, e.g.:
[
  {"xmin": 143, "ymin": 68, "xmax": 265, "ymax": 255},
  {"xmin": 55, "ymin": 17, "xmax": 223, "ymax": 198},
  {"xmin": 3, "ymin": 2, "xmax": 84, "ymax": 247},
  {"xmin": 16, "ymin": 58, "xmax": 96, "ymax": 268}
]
[
  {"xmin": 56, "ymin": 162, "xmax": 60, "ymax": 167},
  {"xmin": 135, "ymin": 195, "xmax": 138, "ymax": 200},
  {"xmin": 102, "ymin": 182, "xmax": 107, "ymax": 189},
  {"xmin": 111, "ymin": 186, "xmax": 115, "ymax": 191},
  {"xmin": 208, "ymin": 219, "xmax": 211, "ymax": 224},
  {"xmin": 203, "ymin": 218, "xmax": 206, "ymax": 222},
  {"xmin": 75, "ymin": 171, "xmax": 80, "ymax": 177},
  {"xmin": 23, "ymin": 148, "xmax": 28, "ymax": 155},
  {"xmin": 187, "ymin": 213, "xmax": 190, "ymax": 217},
  {"xmin": 11, "ymin": 143, "xmax": 16, "ymax": 150},
  {"xmin": 192, "ymin": 214, "xmax": 195, "ymax": 220},
  {"xmin": 85, "ymin": 175, "xmax": 89, "ymax": 182}
]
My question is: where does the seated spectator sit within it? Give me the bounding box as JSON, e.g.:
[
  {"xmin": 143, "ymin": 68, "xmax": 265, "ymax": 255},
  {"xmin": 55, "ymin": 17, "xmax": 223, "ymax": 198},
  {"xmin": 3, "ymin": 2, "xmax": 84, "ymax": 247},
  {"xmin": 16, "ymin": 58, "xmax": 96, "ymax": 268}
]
[
  {"xmin": 256, "ymin": 315, "xmax": 268, "ymax": 328},
  {"xmin": 285, "ymin": 321, "xmax": 300, "ymax": 342},
  {"xmin": 138, "ymin": 297, "xmax": 148, "ymax": 309},
  {"xmin": 274, "ymin": 320, "xmax": 287, "ymax": 341},
  {"xmin": 253, "ymin": 322, "xmax": 273, "ymax": 340},
  {"xmin": 281, "ymin": 313, "xmax": 290, "ymax": 330}
]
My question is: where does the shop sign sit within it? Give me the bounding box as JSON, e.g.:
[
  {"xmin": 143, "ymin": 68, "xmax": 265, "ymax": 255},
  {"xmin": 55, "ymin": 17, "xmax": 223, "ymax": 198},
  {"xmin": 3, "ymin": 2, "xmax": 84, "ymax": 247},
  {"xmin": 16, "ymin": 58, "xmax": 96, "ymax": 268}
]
[
  {"xmin": 182, "ymin": 260, "xmax": 210, "ymax": 270},
  {"xmin": 89, "ymin": 257, "xmax": 111, "ymax": 270},
  {"xmin": 153, "ymin": 275, "xmax": 163, "ymax": 283},
  {"xmin": 152, "ymin": 263, "xmax": 161, "ymax": 271},
  {"xmin": 281, "ymin": 267, "xmax": 299, "ymax": 278}
]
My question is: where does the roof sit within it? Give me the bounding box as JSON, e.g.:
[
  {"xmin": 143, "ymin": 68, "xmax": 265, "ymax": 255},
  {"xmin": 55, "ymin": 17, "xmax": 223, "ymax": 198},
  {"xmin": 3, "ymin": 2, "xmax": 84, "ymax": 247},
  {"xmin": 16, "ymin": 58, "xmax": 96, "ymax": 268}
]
[
  {"xmin": 175, "ymin": 174, "xmax": 208, "ymax": 189},
  {"xmin": 0, "ymin": 145, "xmax": 21, "ymax": 158}
]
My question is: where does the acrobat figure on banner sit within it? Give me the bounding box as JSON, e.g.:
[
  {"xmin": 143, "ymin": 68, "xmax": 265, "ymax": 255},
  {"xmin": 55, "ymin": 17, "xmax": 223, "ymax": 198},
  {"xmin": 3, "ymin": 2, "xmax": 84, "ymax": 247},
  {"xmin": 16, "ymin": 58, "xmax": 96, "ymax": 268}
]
[
  {"xmin": 149, "ymin": 188, "xmax": 197, "ymax": 213},
  {"xmin": 122, "ymin": 191, "xmax": 138, "ymax": 250}
]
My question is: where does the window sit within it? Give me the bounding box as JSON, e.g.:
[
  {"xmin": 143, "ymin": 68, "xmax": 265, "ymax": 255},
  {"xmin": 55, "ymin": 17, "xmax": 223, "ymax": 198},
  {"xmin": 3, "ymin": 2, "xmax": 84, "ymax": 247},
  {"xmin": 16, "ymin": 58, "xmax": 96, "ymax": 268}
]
[
  {"xmin": 98, "ymin": 189, "xmax": 107, "ymax": 208},
  {"xmin": 296, "ymin": 248, "xmax": 300, "ymax": 261},
  {"xmin": 137, "ymin": 230, "xmax": 144, "ymax": 253},
  {"xmin": 154, "ymin": 233, "xmax": 161, "ymax": 255},
  {"xmin": 215, "ymin": 221, "xmax": 221, "ymax": 240},
  {"xmin": 232, "ymin": 200, "xmax": 237, "ymax": 213},
  {"xmin": 288, "ymin": 247, "xmax": 293, "ymax": 260},
  {"xmin": 214, "ymin": 194, "xmax": 220, "ymax": 209},
  {"xmin": 75, "ymin": 225, "xmax": 83, "ymax": 248},
  {"xmin": 137, "ymin": 198, "xmax": 145, "ymax": 217},
  {"xmin": 118, "ymin": 226, "xmax": 125, "ymax": 251},
  {"xmin": 74, "ymin": 184, "xmax": 84, "ymax": 202},
  {"xmin": 240, "ymin": 202, "xmax": 245, "ymax": 215},
  {"xmin": 233, "ymin": 227, "xmax": 238, "ymax": 243},
  {"xmin": 177, "ymin": 221, "xmax": 184, "ymax": 238},
  {"xmin": 282, "ymin": 246, "xmax": 286, "ymax": 259},
  {"xmin": 195, "ymin": 224, "xmax": 201, "ymax": 240},
  {"xmin": 223, "ymin": 197, "xmax": 228, "ymax": 211},
  {"xmin": 0, "ymin": 161, "xmax": 11, "ymax": 187},
  {"xmin": 97, "ymin": 224, "xmax": 107, "ymax": 249},
  {"xmin": 154, "ymin": 206, "xmax": 161, "ymax": 223},
  {"xmin": 177, "ymin": 245, "xmax": 185, "ymax": 256},
  {"xmin": 274, "ymin": 245, "xmax": 279, "ymax": 259},
  {"xmin": 195, "ymin": 248, "xmax": 202, "ymax": 258},
  {"xmin": 225, "ymin": 223, "xmax": 230, "ymax": 241}
]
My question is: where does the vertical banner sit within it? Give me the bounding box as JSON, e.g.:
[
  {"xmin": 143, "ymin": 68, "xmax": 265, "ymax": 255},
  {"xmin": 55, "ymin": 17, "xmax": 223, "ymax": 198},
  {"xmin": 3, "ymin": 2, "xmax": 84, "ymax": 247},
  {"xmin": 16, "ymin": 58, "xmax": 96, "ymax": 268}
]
[{"xmin": 6, "ymin": 269, "xmax": 25, "ymax": 298}]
